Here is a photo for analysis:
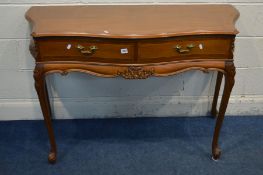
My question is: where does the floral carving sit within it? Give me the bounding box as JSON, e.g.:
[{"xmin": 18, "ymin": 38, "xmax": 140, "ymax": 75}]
[
  {"xmin": 225, "ymin": 61, "xmax": 236, "ymax": 77},
  {"xmin": 231, "ymin": 38, "xmax": 235, "ymax": 53},
  {"xmin": 117, "ymin": 66, "xmax": 154, "ymax": 79},
  {"xmin": 60, "ymin": 71, "xmax": 69, "ymax": 76},
  {"xmin": 29, "ymin": 41, "xmax": 39, "ymax": 59}
]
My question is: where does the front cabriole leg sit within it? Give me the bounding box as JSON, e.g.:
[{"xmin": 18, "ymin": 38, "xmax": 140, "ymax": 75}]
[
  {"xmin": 34, "ymin": 64, "xmax": 57, "ymax": 164},
  {"xmin": 211, "ymin": 62, "xmax": 235, "ymax": 160}
]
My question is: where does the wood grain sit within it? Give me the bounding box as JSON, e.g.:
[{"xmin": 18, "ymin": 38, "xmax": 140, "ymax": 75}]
[
  {"xmin": 26, "ymin": 5, "xmax": 239, "ymax": 38},
  {"xmin": 37, "ymin": 38, "xmax": 135, "ymax": 62},
  {"xmin": 34, "ymin": 35, "xmax": 234, "ymax": 63},
  {"xmin": 138, "ymin": 36, "xmax": 233, "ymax": 60}
]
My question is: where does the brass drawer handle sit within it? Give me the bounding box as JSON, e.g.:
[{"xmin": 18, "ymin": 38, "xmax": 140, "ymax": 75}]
[
  {"xmin": 76, "ymin": 44, "xmax": 98, "ymax": 55},
  {"xmin": 174, "ymin": 44, "xmax": 195, "ymax": 53}
]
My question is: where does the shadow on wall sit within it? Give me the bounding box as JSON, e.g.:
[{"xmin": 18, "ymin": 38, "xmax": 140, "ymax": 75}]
[{"xmin": 45, "ymin": 70, "xmax": 217, "ymax": 119}]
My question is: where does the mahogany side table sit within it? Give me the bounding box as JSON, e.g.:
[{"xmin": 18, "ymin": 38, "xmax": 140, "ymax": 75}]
[{"xmin": 26, "ymin": 5, "xmax": 239, "ymax": 163}]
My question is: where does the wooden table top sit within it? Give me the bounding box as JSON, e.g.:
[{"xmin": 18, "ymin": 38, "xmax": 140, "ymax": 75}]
[{"xmin": 26, "ymin": 5, "xmax": 239, "ymax": 39}]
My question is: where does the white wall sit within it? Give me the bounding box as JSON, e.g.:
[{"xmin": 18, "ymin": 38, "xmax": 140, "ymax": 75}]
[{"xmin": 0, "ymin": 0, "xmax": 263, "ymax": 120}]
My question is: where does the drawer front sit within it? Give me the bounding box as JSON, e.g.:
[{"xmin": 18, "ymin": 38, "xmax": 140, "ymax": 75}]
[
  {"xmin": 38, "ymin": 40, "xmax": 135, "ymax": 61},
  {"xmin": 138, "ymin": 37, "xmax": 232, "ymax": 61}
]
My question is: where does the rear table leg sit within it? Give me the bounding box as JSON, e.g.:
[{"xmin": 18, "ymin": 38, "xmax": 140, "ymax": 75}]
[{"xmin": 211, "ymin": 72, "xmax": 223, "ymax": 118}]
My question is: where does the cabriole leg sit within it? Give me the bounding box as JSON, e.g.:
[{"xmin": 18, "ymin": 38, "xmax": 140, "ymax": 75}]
[
  {"xmin": 212, "ymin": 62, "xmax": 235, "ymax": 160},
  {"xmin": 34, "ymin": 64, "xmax": 57, "ymax": 164},
  {"xmin": 211, "ymin": 72, "xmax": 223, "ymax": 118}
]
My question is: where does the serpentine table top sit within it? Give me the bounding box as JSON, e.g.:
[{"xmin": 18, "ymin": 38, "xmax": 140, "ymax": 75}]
[{"xmin": 26, "ymin": 5, "xmax": 239, "ymax": 38}]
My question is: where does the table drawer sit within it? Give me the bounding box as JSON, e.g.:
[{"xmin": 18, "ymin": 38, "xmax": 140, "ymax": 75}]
[
  {"xmin": 138, "ymin": 37, "xmax": 232, "ymax": 60},
  {"xmin": 37, "ymin": 40, "xmax": 135, "ymax": 61}
]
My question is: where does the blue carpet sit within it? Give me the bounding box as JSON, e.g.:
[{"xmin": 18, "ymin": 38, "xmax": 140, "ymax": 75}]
[{"xmin": 0, "ymin": 116, "xmax": 263, "ymax": 175}]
